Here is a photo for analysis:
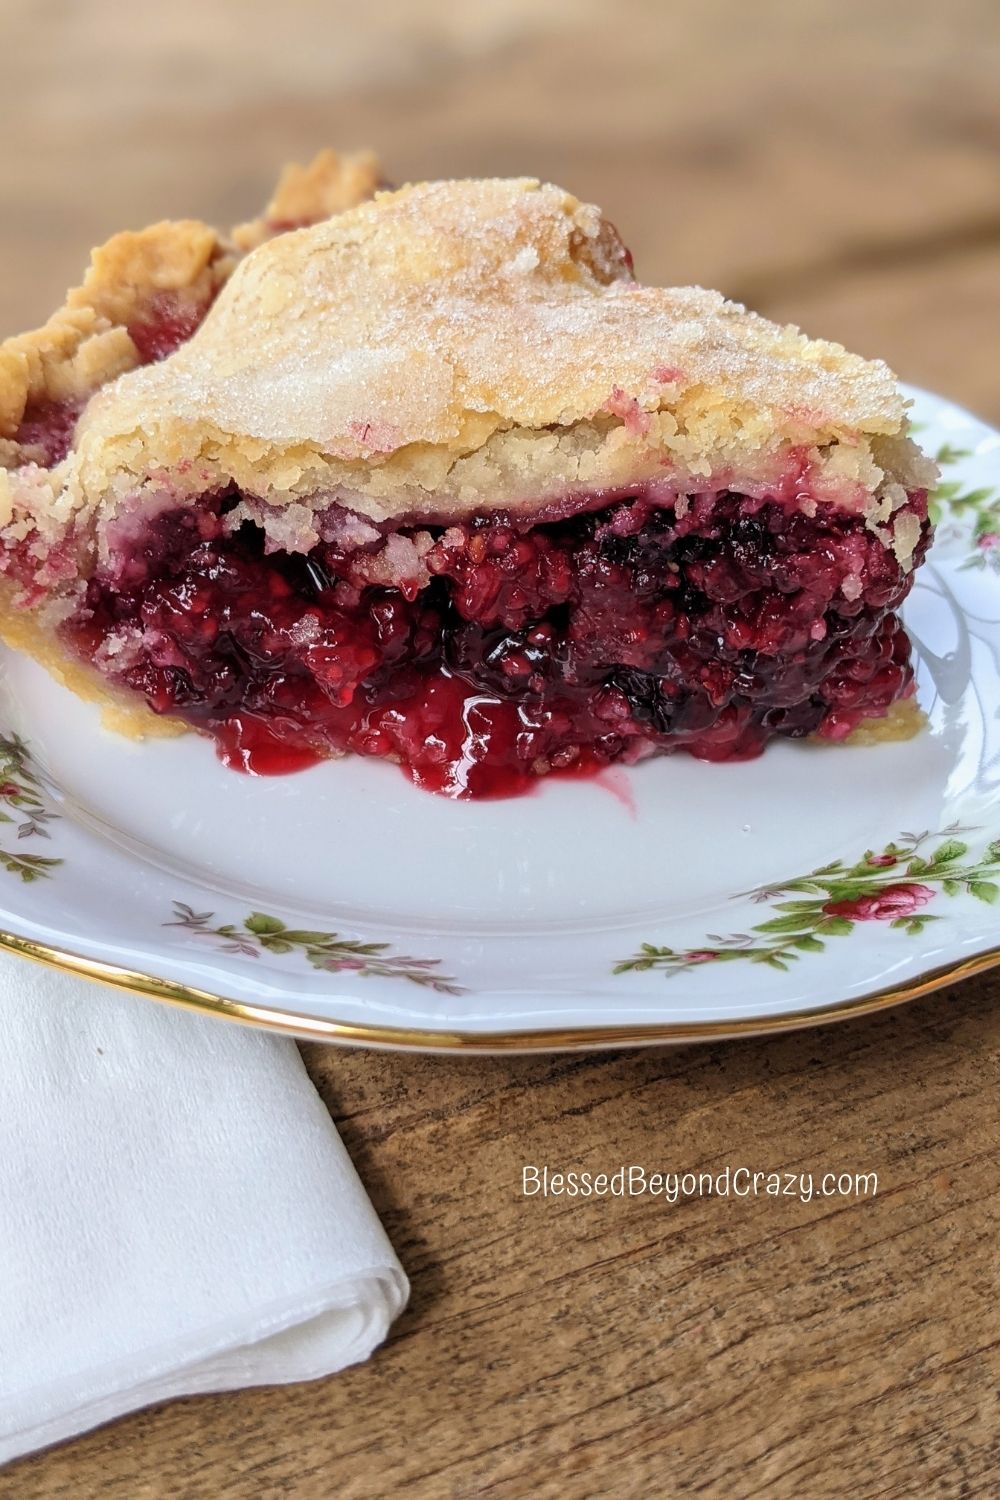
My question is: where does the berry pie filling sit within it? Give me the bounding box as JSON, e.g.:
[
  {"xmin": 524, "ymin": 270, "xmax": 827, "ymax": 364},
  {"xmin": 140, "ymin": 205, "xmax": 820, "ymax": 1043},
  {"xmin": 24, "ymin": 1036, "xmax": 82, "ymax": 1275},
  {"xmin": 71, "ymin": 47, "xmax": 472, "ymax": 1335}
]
[
  {"xmin": 60, "ymin": 484, "xmax": 930, "ymax": 798},
  {"xmin": 125, "ymin": 292, "xmax": 213, "ymax": 365},
  {"xmin": 12, "ymin": 398, "xmax": 85, "ymax": 468}
]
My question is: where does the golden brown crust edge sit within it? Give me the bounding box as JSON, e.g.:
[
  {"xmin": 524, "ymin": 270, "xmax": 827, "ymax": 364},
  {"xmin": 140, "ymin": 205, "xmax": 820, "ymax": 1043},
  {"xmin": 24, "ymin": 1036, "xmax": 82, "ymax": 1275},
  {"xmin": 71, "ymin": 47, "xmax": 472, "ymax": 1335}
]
[
  {"xmin": 0, "ymin": 149, "xmax": 384, "ymax": 453},
  {"xmin": 0, "ymin": 605, "xmax": 184, "ymax": 738},
  {"xmin": 231, "ymin": 147, "xmax": 384, "ymax": 250}
]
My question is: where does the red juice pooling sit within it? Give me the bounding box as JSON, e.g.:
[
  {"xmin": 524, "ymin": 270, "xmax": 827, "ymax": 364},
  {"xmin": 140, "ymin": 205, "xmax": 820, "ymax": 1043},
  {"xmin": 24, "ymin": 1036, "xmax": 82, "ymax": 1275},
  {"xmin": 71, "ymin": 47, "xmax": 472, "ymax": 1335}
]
[{"xmin": 63, "ymin": 486, "xmax": 931, "ymax": 799}]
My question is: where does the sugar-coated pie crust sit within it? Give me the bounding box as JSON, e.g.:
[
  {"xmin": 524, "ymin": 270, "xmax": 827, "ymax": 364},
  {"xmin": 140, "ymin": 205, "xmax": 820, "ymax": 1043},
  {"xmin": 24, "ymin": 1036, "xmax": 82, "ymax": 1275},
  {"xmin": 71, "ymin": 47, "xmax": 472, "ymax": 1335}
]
[{"xmin": 0, "ymin": 153, "xmax": 937, "ymax": 796}]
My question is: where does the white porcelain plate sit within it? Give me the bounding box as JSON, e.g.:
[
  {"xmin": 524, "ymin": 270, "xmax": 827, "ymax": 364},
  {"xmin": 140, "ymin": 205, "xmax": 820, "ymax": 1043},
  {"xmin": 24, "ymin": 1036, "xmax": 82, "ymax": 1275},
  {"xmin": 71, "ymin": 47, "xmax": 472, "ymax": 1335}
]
[{"xmin": 0, "ymin": 386, "xmax": 997, "ymax": 1050}]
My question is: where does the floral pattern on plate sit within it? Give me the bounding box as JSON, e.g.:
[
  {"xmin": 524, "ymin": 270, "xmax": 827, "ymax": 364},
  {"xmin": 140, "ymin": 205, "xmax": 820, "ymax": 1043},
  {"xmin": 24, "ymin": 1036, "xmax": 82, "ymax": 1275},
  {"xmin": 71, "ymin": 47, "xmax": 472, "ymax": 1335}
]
[
  {"xmin": 928, "ymin": 441, "xmax": 1000, "ymax": 572},
  {"xmin": 165, "ymin": 902, "xmax": 464, "ymax": 994},
  {"xmin": 615, "ymin": 826, "xmax": 1000, "ymax": 977},
  {"xmin": 0, "ymin": 733, "xmax": 62, "ymax": 882}
]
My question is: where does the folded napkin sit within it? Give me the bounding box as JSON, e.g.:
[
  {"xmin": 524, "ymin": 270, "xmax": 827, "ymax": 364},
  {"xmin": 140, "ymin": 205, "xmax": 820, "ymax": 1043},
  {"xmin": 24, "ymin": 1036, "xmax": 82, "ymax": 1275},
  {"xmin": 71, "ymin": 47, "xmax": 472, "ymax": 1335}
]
[{"xmin": 0, "ymin": 954, "xmax": 408, "ymax": 1466}]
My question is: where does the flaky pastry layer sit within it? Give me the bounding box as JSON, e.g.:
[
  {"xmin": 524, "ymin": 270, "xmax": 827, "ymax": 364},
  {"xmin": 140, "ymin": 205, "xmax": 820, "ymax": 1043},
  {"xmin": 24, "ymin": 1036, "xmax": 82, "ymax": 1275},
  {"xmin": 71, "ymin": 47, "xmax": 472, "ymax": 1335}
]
[
  {"xmin": 1, "ymin": 169, "xmax": 935, "ymax": 640},
  {"xmin": 0, "ymin": 148, "xmax": 381, "ymax": 458}
]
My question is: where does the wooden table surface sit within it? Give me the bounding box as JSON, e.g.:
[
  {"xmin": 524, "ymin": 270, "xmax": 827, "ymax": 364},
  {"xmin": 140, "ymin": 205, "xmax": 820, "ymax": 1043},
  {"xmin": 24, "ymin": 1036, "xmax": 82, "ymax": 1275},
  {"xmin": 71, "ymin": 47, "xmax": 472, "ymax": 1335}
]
[{"xmin": 2, "ymin": 2, "xmax": 999, "ymax": 1495}]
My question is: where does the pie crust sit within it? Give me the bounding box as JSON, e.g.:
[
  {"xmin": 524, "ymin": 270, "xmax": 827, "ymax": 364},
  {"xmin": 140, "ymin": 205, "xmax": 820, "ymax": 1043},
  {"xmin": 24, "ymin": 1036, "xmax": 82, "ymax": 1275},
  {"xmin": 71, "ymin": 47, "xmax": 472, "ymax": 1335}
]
[{"xmin": 0, "ymin": 163, "xmax": 937, "ymax": 795}]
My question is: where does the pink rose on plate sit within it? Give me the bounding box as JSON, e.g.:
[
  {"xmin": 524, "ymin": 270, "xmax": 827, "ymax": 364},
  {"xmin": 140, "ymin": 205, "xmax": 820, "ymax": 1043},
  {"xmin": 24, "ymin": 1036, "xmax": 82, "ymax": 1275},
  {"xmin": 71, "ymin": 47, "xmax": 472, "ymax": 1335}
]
[
  {"xmin": 865, "ymin": 853, "xmax": 898, "ymax": 868},
  {"xmin": 823, "ymin": 883, "xmax": 935, "ymax": 922},
  {"xmin": 977, "ymin": 532, "xmax": 1000, "ymax": 553}
]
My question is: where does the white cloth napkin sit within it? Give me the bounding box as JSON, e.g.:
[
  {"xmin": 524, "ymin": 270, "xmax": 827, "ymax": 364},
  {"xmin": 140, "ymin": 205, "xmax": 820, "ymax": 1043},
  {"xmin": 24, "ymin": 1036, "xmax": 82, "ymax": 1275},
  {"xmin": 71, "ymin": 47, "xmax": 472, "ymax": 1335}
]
[{"xmin": 0, "ymin": 954, "xmax": 409, "ymax": 1465}]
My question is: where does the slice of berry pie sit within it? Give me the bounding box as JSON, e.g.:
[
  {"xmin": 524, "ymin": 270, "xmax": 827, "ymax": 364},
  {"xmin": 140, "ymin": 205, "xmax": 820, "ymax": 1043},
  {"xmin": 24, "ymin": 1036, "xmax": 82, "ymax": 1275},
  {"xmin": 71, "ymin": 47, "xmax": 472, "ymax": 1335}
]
[{"xmin": 0, "ymin": 166, "xmax": 937, "ymax": 798}]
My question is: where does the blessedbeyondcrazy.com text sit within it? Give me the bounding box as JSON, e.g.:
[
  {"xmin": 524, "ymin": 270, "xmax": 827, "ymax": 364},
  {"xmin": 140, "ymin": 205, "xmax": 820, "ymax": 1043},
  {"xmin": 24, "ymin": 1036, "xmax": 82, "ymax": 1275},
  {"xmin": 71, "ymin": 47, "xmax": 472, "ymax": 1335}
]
[{"xmin": 521, "ymin": 1165, "xmax": 878, "ymax": 1204}]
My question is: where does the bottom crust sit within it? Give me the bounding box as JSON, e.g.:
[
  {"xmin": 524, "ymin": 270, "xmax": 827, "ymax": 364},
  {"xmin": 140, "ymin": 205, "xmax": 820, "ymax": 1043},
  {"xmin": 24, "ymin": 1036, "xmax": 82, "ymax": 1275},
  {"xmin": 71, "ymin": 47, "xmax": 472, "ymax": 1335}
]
[{"xmin": 0, "ymin": 610, "xmax": 187, "ymax": 741}]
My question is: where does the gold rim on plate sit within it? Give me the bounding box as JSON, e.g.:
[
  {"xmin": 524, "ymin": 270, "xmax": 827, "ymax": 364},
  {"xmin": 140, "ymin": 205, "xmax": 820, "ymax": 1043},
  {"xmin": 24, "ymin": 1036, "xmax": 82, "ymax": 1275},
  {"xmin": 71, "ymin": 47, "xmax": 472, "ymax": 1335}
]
[{"xmin": 2, "ymin": 924, "xmax": 998, "ymax": 1052}]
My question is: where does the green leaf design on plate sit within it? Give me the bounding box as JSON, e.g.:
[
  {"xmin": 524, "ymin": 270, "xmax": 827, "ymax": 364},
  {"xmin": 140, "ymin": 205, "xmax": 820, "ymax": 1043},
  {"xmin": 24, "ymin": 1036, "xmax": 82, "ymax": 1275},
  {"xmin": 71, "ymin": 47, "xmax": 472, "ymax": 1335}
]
[
  {"xmin": 929, "ymin": 442, "xmax": 1000, "ymax": 571},
  {"xmin": 615, "ymin": 827, "xmax": 1000, "ymax": 978},
  {"xmin": 165, "ymin": 901, "xmax": 465, "ymax": 994},
  {"xmin": 244, "ymin": 912, "xmax": 287, "ymax": 936},
  {"xmin": 0, "ymin": 733, "xmax": 62, "ymax": 881}
]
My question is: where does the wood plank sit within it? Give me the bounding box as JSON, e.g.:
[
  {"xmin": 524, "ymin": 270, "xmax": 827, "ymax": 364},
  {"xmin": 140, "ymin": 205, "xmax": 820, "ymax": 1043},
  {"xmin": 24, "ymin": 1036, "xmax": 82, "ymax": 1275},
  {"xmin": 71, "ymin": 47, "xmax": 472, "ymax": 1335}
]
[{"xmin": 2, "ymin": 1, "xmax": 999, "ymax": 1494}]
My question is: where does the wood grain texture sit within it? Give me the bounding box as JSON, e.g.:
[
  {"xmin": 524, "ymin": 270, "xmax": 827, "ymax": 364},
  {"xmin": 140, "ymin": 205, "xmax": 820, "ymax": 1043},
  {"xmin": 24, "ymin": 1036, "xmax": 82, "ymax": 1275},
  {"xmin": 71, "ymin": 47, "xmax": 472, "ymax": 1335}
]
[{"xmin": 1, "ymin": 1, "xmax": 999, "ymax": 1495}]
